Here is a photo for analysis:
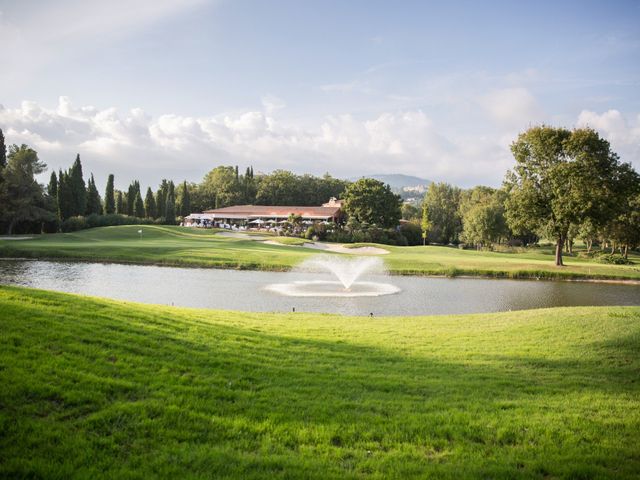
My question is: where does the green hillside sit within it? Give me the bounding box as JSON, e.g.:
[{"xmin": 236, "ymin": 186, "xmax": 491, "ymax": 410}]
[{"xmin": 1, "ymin": 286, "xmax": 639, "ymax": 478}]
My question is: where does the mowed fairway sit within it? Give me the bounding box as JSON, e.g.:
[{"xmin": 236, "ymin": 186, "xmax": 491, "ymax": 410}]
[
  {"xmin": 1, "ymin": 225, "xmax": 640, "ymax": 280},
  {"xmin": 0, "ymin": 225, "xmax": 313, "ymax": 270},
  {"xmin": 1, "ymin": 286, "xmax": 639, "ymax": 478}
]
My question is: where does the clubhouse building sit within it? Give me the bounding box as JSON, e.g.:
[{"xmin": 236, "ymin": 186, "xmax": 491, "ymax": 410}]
[{"xmin": 184, "ymin": 198, "xmax": 343, "ymax": 228}]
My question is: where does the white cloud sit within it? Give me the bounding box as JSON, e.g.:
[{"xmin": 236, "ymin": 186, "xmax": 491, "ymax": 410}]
[
  {"xmin": 480, "ymin": 87, "xmax": 544, "ymax": 129},
  {"xmin": 0, "ymin": 96, "xmax": 520, "ymax": 188},
  {"xmin": 576, "ymin": 109, "xmax": 640, "ymax": 164}
]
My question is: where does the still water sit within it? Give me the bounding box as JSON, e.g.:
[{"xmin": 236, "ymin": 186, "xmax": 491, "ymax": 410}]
[{"xmin": 0, "ymin": 259, "xmax": 638, "ymax": 316}]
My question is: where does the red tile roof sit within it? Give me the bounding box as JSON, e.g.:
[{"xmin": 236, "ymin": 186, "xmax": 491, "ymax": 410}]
[{"xmin": 203, "ymin": 205, "xmax": 341, "ymax": 219}]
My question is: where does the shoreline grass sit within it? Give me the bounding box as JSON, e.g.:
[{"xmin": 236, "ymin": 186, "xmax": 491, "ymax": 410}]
[
  {"xmin": 0, "ymin": 225, "xmax": 638, "ymax": 281},
  {"xmin": 1, "ymin": 285, "xmax": 639, "ymax": 478}
]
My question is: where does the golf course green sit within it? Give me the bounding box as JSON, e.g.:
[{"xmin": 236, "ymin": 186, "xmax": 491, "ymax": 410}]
[
  {"xmin": 1, "ymin": 285, "xmax": 639, "ymax": 478},
  {"xmin": 1, "ymin": 225, "xmax": 639, "ymax": 280}
]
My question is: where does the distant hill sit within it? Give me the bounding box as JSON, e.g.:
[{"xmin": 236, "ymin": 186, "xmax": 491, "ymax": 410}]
[{"xmin": 349, "ymin": 174, "xmax": 432, "ymax": 202}]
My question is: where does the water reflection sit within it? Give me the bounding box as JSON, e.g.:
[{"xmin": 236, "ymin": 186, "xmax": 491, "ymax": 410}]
[{"xmin": 0, "ymin": 259, "xmax": 638, "ymax": 316}]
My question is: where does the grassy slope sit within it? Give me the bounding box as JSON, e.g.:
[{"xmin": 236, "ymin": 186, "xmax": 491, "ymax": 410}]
[
  {"xmin": 1, "ymin": 286, "xmax": 639, "ymax": 479},
  {"xmin": 1, "ymin": 225, "xmax": 639, "ymax": 280}
]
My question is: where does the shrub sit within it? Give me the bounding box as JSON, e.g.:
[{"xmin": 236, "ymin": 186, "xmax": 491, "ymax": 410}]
[
  {"xmin": 326, "ymin": 226, "xmax": 408, "ymax": 246},
  {"xmin": 399, "ymin": 222, "xmax": 422, "ymax": 246},
  {"xmin": 60, "ymin": 216, "xmax": 88, "ymax": 232},
  {"xmin": 596, "ymin": 253, "xmax": 633, "ymax": 265}
]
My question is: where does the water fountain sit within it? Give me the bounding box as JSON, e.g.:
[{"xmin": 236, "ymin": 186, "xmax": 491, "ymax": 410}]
[{"xmin": 265, "ymin": 255, "xmax": 400, "ymax": 297}]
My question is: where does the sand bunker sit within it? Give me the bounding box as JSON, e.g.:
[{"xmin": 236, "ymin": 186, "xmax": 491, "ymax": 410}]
[{"xmin": 263, "ymin": 240, "xmax": 389, "ymax": 255}]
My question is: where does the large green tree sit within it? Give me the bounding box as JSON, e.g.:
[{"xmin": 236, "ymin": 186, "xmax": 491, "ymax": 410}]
[
  {"xmin": 342, "ymin": 178, "xmax": 401, "ymax": 228},
  {"xmin": 255, "ymin": 170, "xmax": 301, "ymax": 205},
  {"xmin": 104, "ymin": 174, "xmax": 115, "ymax": 214},
  {"xmin": 504, "ymin": 126, "xmax": 634, "ymax": 266},
  {"xmin": 422, "ymin": 182, "xmax": 462, "ymax": 244},
  {"xmin": 201, "ymin": 166, "xmax": 243, "ymax": 208},
  {"xmin": 459, "ymin": 186, "xmax": 509, "ymax": 249},
  {"xmin": 0, "ymin": 145, "xmax": 53, "ymax": 234}
]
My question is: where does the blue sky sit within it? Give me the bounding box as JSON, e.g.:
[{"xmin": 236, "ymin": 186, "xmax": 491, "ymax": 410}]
[{"xmin": 1, "ymin": 0, "xmax": 639, "ymax": 189}]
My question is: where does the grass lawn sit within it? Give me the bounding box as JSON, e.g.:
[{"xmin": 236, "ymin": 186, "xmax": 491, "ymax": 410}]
[
  {"xmin": 0, "ymin": 286, "xmax": 638, "ymax": 478},
  {"xmin": 1, "ymin": 225, "xmax": 639, "ymax": 280},
  {"xmin": 266, "ymin": 236, "xmax": 311, "ymax": 246}
]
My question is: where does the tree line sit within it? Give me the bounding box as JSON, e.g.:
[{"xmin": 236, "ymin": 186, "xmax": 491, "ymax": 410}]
[
  {"xmin": 401, "ymin": 126, "xmax": 640, "ymax": 264},
  {"xmin": 1, "ymin": 125, "xmax": 638, "ymax": 265},
  {"xmin": 0, "ymin": 129, "xmax": 351, "ymax": 234}
]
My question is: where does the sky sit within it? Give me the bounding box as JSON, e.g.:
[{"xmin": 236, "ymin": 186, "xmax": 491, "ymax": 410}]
[{"xmin": 1, "ymin": 0, "xmax": 639, "ymax": 190}]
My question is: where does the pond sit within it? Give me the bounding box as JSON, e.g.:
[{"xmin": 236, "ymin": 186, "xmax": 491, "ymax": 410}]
[{"xmin": 1, "ymin": 259, "xmax": 639, "ymax": 316}]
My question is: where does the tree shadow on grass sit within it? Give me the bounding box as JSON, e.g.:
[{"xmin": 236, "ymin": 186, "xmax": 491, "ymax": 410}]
[{"xmin": 1, "ymin": 288, "xmax": 640, "ymax": 479}]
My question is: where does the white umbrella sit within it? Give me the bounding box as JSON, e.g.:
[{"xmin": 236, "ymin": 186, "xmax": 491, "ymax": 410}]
[{"xmin": 249, "ymin": 219, "xmax": 265, "ymax": 224}]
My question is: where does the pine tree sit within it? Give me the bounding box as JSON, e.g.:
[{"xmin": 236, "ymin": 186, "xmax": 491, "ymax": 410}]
[
  {"xmin": 57, "ymin": 171, "xmax": 74, "ymax": 221},
  {"xmin": 179, "ymin": 181, "xmax": 191, "ymax": 217},
  {"xmin": 133, "ymin": 190, "xmax": 145, "ymax": 218},
  {"xmin": 144, "ymin": 187, "xmax": 156, "ymax": 218},
  {"xmin": 69, "ymin": 154, "xmax": 87, "ymax": 216},
  {"xmin": 104, "ymin": 174, "xmax": 115, "ymax": 214},
  {"xmin": 115, "ymin": 191, "xmax": 124, "ymax": 215},
  {"xmin": 86, "ymin": 174, "xmax": 102, "ymax": 215}
]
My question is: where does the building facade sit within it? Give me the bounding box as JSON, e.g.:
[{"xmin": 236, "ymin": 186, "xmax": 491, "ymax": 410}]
[{"xmin": 184, "ymin": 198, "xmax": 343, "ymax": 228}]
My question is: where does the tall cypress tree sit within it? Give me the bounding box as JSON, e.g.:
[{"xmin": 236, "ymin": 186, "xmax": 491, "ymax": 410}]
[
  {"xmin": 0, "ymin": 128, "xmax": 6, "ymax": 170},
  {"xmin": 47, "ymin": 171, "xmax": 58, "ymax": 199},
  {"xmin": 156, "ymin": 179, "xmax": 169, "ymax": 219},
  {"xmin": 133, "ymin": 190, "xmax": 145, "ymax": 218},
  {"xmin": 57, "ymin": 170, "xmax": 74, "ymax": 221},
  {"xmin": 69, "ymin": 154, "xmax": 87, "ymax": 216},
  {"xmin": 104, "ymin": 174, "xmax": 115, "ymax": 214},
  {"xmin": 47, "ymin": 171, "xmax": 59, "ymax": 224},
  {"xmin": 115, "ymin": 191, "xmax": 124, "ymax": 215},
  {"xmin": 86, "ymin": 174, "xmax": 102, "ymax": 215},
  {"xmin": 144, "ymin": 187, "xmax": 156, "ymax": 218},
  {"xmin": 179, "ymin": 181, "xmax": 191, "ymax": 217},
  {"xmin": 126, "ymin": 181, "xmax": 140, "ymax": 216},
  {"xmin": 165, "ymin": 189, "xmax": 176, "ymax": 225}
]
